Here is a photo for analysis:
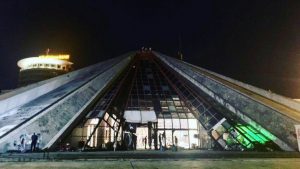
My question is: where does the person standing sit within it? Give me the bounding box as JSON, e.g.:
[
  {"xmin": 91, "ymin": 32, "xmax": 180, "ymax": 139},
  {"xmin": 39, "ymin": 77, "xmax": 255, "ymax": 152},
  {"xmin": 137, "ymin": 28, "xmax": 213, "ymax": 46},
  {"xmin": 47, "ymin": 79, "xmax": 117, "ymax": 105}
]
[
  {"xmin": 159, "ymin": 133, "xmax": 162, "ymax": 151},
  {"xmin": 20, "ymin": 137, "xmax": 25, "ymax": 152},
  {"xmin": 144, "ymin": 136, "xmax": 147, "ymax": 149},
  {"xmin": 31, "ymin": 133, "xmax": 38, "ymax": 152},
  {"xmin": 174, "ymin": 136, "xmax": 178, "ymax": 151}
]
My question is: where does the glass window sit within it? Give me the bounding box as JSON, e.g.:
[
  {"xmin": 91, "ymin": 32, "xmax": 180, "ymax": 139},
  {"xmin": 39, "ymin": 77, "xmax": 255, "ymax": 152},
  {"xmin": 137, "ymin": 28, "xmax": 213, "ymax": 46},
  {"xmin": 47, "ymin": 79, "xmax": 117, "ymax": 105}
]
[
  {"xmin": 211, "ymin": 130, "xmax": 220, "ymax": 140},
  {"xmin": 173, "ymin": 118, "xmax": 180, "ymax": 129},
  {"xmin": 172, "ymin": 95, "xmax": 180, "ymax": 101},
  {"xmin": 178, "ymin": 113, "xmax": 187, "ymax": 119},
  {"xmin": 158, "ymin": 119, "xmax": 164, "ymax": 128},
  {"xmin": 108, "ymin": 117, "xmax": 115, "ymax": 127},
  {"xmin": 165, "ymin": 130, "xmax": 173, "ymax": 148},
  {"xmin": 164, "ymin": 119, "xmax": 172, "ymax": 128},
  {"xmin": 171, "ymin": 112, "xmax": 178, "ymax": 118},
  {"xmin": 158, "ymin": 113, "xmax": 164, "ymax": 118},
  {"xmin": 215, "ymin": 125, "xmax": 226, "ymax": 135},
  {"xmin": 178, "ymin": 130, "xmax": 189, "ymax": 149},
  {"xmin": 168, "ymin": 106, "xmax": 176, "ymax": 111},
  {"xmin": 176, "ymin": 106, "xmax": 183, "ymax": 111},
  {"xmin": 88, "ymin": 118, "xmax": 99, "ymax": 125},
  {"xmin": 163, "ymin": 112, "xmax": 172, "ymax": 118},
  {"xmin": 174, "ymin": 101, "xmax": 181, "ymax": 106},
  {"xmin": 222, "ymin": 121, "xmax": 231, "ymax": 129},
  {"xmin": 162, "ymin": 107, "xmax": 168, "ymax": 111},
  {"xmin": 160, "ymin": 101, "xmax": 167, "ymax": 107},
  {"xmin": 183, "ymin": 107, "xmax": 190, "ymax": 112},
  {"xmin": 188, "ymin": 119, "xmax": 198, "ymax": 129},
  {"xmin": 180, "ymin": 119, "xmax": 188, "ymax": 129},
  {"xmin": 192, "ymin": 100, "xmax": 200, "ymax": 107},
  {"xmin": 186, "ymin": 113, "xmax": 194, "ymax": 119},
  {"xmin": 189, "ymin": 130, "xmax": 199, "ymax": 149},
  {"xmin": 104, "ymin": 113, "xmax": 109, "ymax": 121},
  {"xmin": 99, "ymin": 120, "xmax": 107, "ymax": 127}
]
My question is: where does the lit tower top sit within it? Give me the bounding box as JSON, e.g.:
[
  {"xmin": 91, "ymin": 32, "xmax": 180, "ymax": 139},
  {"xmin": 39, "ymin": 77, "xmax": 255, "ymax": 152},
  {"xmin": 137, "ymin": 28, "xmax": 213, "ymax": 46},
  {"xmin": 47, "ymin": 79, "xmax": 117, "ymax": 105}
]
[
  {"xmin": 17, "ymin": 51, "xmax": 74, "ymax": 86},
  {"xmin": 17, "ymin": 53, "xmax": 73, "ymax": 71}
]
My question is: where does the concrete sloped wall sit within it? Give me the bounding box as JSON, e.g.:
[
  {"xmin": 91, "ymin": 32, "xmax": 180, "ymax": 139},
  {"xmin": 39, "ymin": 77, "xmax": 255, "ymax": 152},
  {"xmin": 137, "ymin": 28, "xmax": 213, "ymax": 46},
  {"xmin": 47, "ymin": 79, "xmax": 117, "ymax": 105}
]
[
  {"xmin": 0, "ymin": 55, "xmax": 132, "ymax": 152},
  {"xmin": 0, "ymin": 53, "xmax": 131, "ymax": 117},
  {"xmin": 183, "ymin": 61, "xmax": 300, "ymax": 113},
  {"xmin": 155, "ymin": 52, "xmax": 299, "ymax": 151}
]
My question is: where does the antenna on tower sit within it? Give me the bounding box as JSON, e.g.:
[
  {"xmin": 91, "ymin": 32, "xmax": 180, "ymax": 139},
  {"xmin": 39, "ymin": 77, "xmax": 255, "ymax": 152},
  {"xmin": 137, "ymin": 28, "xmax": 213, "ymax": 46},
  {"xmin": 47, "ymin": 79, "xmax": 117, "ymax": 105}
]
[
  {"xmin": 178, "ymin": 33, "xmax": 183, "ymax": 60},
  {"xmin": 46, "ymin": 48, "xmax": 50, "ymax": 55}
]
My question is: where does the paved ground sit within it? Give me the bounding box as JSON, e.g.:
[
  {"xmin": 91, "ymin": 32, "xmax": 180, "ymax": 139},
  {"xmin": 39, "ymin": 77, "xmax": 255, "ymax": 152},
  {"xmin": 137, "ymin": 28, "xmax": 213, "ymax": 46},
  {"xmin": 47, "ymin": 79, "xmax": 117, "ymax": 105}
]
[
  {"xmin": 1, "ymin": 150, "xmax": 300, "ymax": 161},
  {"xmin": 1, "ymin": 150, "xmax": 300, "ymax": 168},
  {"xmin": 1, "ymin": 158, "xmax": 300, "ymax": 169}
]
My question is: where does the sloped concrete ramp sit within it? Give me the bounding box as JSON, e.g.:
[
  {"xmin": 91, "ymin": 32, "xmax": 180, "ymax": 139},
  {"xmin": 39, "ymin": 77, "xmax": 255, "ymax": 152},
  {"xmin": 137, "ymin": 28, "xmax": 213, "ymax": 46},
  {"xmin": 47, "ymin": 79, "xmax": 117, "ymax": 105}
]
[{"xmin": 0, "ymin": 53, "xmax": 133, "ymax": 152}]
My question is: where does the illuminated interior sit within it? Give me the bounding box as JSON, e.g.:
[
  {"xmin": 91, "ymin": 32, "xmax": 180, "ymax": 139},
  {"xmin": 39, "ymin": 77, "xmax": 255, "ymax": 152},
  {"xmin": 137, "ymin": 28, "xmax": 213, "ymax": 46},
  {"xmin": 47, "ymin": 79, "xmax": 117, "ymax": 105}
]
[{"xmin": 62, "ymin": 54, "xmax": 281, "ymax": 151}]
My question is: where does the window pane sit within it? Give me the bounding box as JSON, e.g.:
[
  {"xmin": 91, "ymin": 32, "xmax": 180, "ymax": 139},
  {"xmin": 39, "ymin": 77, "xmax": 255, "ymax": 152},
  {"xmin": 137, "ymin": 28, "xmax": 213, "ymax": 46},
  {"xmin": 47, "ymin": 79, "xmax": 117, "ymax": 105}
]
[
  {"xmin": 189, "ymin": 130, "xmax": 199, "ymax": 149},
  {"xmin": 164, "ymin": 119, "xmax": 172, "ymax": 128},
  {"xmin": 180, "ymin": 119, "xmax": 188, "ymax": 129},
  {"xmin": 188, "ymin": 119, "xmax": 198, "ymax": 129},
  {"xmin": 169, "ymin": 106, "xmax": 176, "ymax": 111},
  {"xmin": 173, "ymin": 119, "xmax": 180, "ymax": 129},
  {"xmin": 158, "ymin": 119, "xmax": 164, "ymax": 128}
]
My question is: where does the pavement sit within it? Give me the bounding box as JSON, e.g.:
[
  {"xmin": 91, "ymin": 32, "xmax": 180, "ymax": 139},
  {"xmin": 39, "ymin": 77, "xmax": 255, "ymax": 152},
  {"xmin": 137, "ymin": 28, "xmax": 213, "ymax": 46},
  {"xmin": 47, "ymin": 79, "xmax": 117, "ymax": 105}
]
[
  {"xmin": 1, "ymin": 158, "xmax": 300, "ymax": 169},
  {"xmin": 1, "ymin": 150, "xmax": 300, "ymax": 169},
  {"xmin": 0, "ymin": 150, "xmax": 299, "ymax": 161}
]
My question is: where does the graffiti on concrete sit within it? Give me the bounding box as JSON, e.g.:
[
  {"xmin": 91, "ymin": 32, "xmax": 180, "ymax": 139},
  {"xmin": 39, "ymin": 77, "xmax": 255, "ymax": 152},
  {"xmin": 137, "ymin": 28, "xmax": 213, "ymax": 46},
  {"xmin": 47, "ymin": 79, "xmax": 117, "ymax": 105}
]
[{"xmin": 8, "ymin": 132, "xmax": 42, "ymax": 152}]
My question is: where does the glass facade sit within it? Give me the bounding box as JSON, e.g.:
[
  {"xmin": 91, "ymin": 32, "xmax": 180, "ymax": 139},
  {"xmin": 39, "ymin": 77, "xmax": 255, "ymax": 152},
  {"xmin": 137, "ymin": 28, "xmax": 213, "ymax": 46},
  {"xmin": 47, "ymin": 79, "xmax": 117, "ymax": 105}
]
[
  {"xmin": 62, "ymin": 53, "xmax": 280, "ymax": 151},
  {"xmin": 123, "ymin": 56, "xmax": 211, "ymax": 149}
]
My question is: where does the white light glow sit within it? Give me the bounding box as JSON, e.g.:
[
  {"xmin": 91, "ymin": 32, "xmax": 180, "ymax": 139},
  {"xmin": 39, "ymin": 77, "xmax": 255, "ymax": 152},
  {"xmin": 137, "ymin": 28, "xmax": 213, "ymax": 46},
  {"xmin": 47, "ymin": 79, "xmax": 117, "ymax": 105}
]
[
  {"xmin": 17, "ymin": 57, "xmax": 73, "ymax": 70},
  {"xmin": 39, "ymin": 54, "xmax": 70, "ymax": 60}
]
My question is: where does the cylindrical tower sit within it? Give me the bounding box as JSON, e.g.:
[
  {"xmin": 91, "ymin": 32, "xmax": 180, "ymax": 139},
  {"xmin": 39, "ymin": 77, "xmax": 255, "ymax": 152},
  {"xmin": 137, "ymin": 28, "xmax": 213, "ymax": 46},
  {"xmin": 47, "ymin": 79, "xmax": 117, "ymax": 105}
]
[{"xmin": 17, "ymin": 54, "xmax": 73, "ymax": 86}]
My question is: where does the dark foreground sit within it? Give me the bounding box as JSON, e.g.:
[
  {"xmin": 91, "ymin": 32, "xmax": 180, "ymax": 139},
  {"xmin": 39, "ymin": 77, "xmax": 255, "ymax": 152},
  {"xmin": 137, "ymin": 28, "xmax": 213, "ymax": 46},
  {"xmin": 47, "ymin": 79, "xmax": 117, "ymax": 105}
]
[
  {"xmin": 1, "ymin": 150, "xmax": 300, "ymax": 169},
  {"xmin": 1, "ymin": 159, "xmax": 300, "ymax": 169},
  {"xmin": 1, "ymin": 150, "xmax": 300, "ymax": 161}
]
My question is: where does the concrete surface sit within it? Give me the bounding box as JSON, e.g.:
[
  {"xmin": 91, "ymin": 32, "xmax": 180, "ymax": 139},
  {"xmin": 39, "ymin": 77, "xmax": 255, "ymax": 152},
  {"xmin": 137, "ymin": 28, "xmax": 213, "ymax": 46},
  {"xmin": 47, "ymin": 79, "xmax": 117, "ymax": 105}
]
[
  {"xmin": 155, "ymin": 52, "xmax": 300, "ymax": 151},
  {"xmin": 0, "ymin": 55, "xmax": 132, "ymax": 152},
  {"xmin": 1, "ymin": 158, "xmax": 300, "ymax": 169},
  {"xmin": 1, "ymin": 150, "xmax": 300, "ymax": 161}
]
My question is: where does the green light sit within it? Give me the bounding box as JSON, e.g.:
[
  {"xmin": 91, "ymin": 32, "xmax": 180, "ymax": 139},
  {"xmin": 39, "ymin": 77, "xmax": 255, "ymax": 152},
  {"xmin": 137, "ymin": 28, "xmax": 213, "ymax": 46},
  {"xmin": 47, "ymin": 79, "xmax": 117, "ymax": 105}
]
[
  {"xmin": 249, "ymin": 121, "xmax": 276, "ymax": 140},
  {"xmin": 247, "ymin": 126, "xmax": 258, "ymax": 133},
  {"xmin": 236, "ymin": 134, "xmax": 253, "ymax": 149},
  {"xmin": 234, "ymin": 124, "xmax": 274, "ymax": 145},
  {"xmin": 241, "ymin": 126, "xmax": 266, "ymax": 144},
  {"xmin": 256, "ymin": 134, "xmax": 268, "ymax": 142},
  {"xmin": 244, "ymin": 133, "xmax": 256, "ymax": 142}
]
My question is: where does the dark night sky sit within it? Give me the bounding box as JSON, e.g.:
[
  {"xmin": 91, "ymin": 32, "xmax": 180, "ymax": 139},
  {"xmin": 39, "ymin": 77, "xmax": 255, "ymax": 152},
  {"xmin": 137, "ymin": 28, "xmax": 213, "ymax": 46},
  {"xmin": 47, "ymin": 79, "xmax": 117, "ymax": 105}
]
[{"xmin": 0, "ymin": 0, "xmax": 299, "ymax": 97}]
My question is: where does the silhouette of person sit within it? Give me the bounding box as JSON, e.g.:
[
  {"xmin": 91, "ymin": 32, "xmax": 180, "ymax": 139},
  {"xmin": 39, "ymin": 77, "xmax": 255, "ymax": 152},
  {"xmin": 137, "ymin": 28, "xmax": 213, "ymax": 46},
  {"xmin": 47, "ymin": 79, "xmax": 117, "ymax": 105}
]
[
  {"xmin": 159, "ymin": 133, "xmax": 162, "ymax": 151},
  {"xmin": 144, "ymin": 136, "xmax": 147, "ymax": 149},
  {"xmin": 31, "ymin": 133, "xmax": 38, "ymax": 152},
  {"xmin": 174, "ymin": 136, "xmax": 178, "ymax": 151}
]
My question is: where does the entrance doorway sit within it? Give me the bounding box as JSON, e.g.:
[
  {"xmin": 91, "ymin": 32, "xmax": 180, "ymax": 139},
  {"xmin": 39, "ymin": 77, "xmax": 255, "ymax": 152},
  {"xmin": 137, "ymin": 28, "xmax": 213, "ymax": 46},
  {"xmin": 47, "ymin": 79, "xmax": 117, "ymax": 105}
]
[{"xmin": 136, "ymin": 127, "xmax": 148, "ymax": 149}]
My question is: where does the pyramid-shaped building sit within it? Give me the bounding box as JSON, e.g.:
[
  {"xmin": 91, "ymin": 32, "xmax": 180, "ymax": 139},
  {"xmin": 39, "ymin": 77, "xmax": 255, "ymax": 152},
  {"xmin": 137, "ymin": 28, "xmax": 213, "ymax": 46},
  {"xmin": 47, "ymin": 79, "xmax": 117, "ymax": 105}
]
[{"xmin": 0, "ymin": 51, "xmax": 300, "ymax": 152}]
